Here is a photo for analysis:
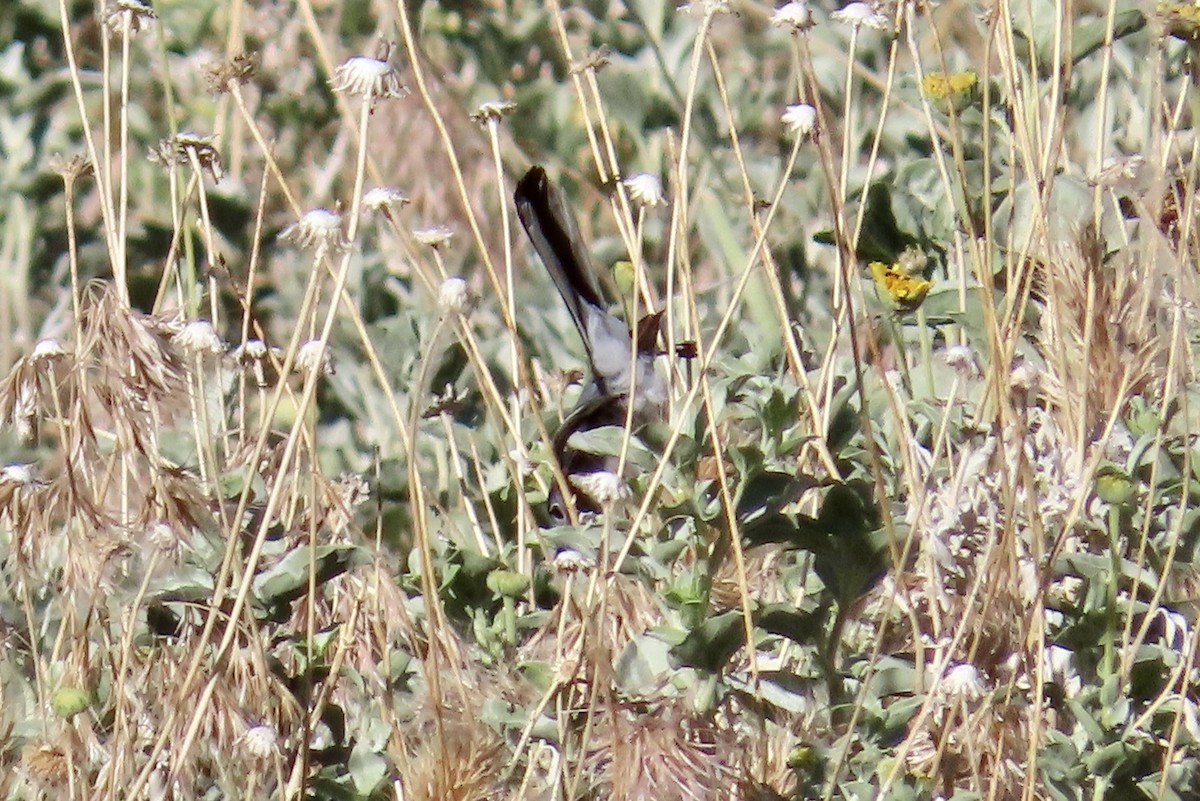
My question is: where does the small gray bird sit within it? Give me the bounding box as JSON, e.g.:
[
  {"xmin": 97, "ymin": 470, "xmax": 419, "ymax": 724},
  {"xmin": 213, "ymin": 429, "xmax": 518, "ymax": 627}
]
[{"xmin": 514, "ymin": 165, "xmax": 665, "ymax": 516}]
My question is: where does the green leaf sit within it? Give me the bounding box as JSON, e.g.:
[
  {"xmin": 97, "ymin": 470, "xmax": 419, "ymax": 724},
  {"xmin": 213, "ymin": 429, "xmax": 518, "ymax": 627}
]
[{"xmin": 253, "ymin": 544, "xmax": 370, "ymax": 607}]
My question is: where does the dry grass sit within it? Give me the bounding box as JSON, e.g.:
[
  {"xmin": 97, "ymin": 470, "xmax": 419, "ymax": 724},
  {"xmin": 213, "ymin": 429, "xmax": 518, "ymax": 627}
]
[{"xmin": 3, "ymin": 1, "xmax": 1200, "ymax": 799}]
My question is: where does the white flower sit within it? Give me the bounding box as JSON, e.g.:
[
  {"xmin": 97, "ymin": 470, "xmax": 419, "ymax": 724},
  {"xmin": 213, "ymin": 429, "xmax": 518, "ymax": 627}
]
[
  {"xmin": 676, "ymin": 0, "xmax": 731, "ymax": 16},
  {"xmin": 104, "ymin": 0, "xmax": 156, "ymax": 32},
  {"xmin": 770, "ymin": 2, "xmax": 814, "ymax": 31},
  {"xmin": 362, "ymin": 186, "xmax": 410, "ymax": 214},
  {"xmin": 234, "ymin": 339, "xmax": 269, "ymax": 362},
  {"xmin": 943, "ymin": 345, "xmax": 979, "ymax": 379},
  {"xmin": 623, "ymin": 173, "xmax": 666, "ymax": 207},
  {"xmin": 571, "ymin": 470, "xmax": 628, "ymax": 508},
  {"xmin": 1043, "ymin": 645, "xmax": 1081, "ymax": 697},
  {"xmin": 438, "ymin": 277, "xmax": 470, "ymax": 315},
  {"xmin": 174, "ymin": 321, "xmax": 226, "ymax": 355},
  {"xmin": 413, "ymin": 225, "xmax": 454, "ymax": 248},
  {"xmin": 241, "ymin": 724, "xmax": 279, "ymax": 759},
  {"xmin": 552, "ymin": 549, "xmax": 595, "ymax": 575},
  {"xmin": 296, "ymin": 340, "xmax": 335, "ymax": 376},
  {"xmin": 782, "ymin": 103, "xmax": 818, "ymax": 138},
  {"xmin": 30, "ymin": 339, "xmax": 66, "ymax": 362},
  {"xmin": 830, "ymin": 2, "xmax": 889, "ymax": 30},
  {"xmin": 0, "ymin": 463, "xmax": 35, "ymax": 486},
  {"xmin": 280, "ymin": 209, "xmax": 347, "ymax": 252},
  {"xmin": 329, "ymin": 56, "xmax": 407, "ymax": 100},
  {"xmin": 1009, "ymin": 361, "xmax": 1039, "ymax": 395},
  {"xmin": 941, "ymin": 662, "xmax": 987, "ymax": 701},
  {"xmin": 470, "ymin": 100, "xmax": 516, "ymax": 124}
]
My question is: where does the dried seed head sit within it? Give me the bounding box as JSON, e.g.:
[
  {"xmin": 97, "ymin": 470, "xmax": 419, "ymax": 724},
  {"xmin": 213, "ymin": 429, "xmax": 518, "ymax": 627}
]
[
  {"xmin": 571, "ymin": 471, "xmax": 628, "ymax": 508},
  {"xmin": 104, "ymin": 0, "xmax": 156, "ymax": 33},
  {"xmin": 770, "ymin": 2, "xmax": 815, "ymax": 31},
  {"xmin": 173, "ymin": 320, "xmax": 226, "ymax": 355},
  {"xmin": 782, "ymin": 103, "xmax": 818, "ymax": 138},
  {"xmin": 362, "ymin": 186, "xmax": 410, "ymax": 216},
  {"xmin": 623, "ymin": 173, "xmax": 666, "ymax": 207},
  {"xmin": 296, "ymin": 340, "xmax": 335, "ymax": 376},
  {"xmin": 241, "ymin": 724, "xmax": 279, "ymax": 759},
  {"xmin": 204, "ymin": 52, "xmax": 258, "ymax": 94},
  {"xmin": 438, "ymin": 277, "xmax": 471, "ymax": 316},
  {"xmin": 831, "ymin": 2, "xmax": 890, "ymax": 30},
  {"xmin": 413, "ymin": 225, "xmax": 454, "ymax": 249},
  {"xmin": 329, "ymin": 53, "xmax": 407, "ymax": 101},
  {"xmin": 30, "ymin": 339, "xmax": 66, "ymax": 363},
  {"xmin": 470, "ymin": 100, "xmax": 517, "ymax": 125},
  {"xmin": 281, "ymin": 209, "xmax": 348, "ymax": 253}
]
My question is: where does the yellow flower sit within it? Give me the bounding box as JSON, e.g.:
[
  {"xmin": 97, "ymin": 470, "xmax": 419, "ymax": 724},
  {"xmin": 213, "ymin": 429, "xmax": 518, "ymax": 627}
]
[
  {"xmin": 868, "ymin": 260, "xmax": 931, "ymax": 312},
  {"xmin": 921, "ymin": 70, "xmax": 978, "ymax": 111},
  {"xmin": 1158, "ymin": 2, "xmax": 1200, "ymax": 41}
]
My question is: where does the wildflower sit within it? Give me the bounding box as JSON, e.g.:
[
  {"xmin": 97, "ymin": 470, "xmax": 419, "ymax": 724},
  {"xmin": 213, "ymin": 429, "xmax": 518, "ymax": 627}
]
[
  {"xmin": 782, "ymin": 103, "xmax": 818, "ymax": 138},
  {"xmin": 1159, "ymin": 2, "xmax": 1200, "ymax": 41},
  {"xmin": 438, "ymin": 277, "xmax": 470, "ymax": 315},
  {"xmin": 30, "ymin": 340, "xmax": 66, "ymax": 363},
  {"xmin": 770, "ymin": 2, "xmax": 814, "ymax": 31},
  {"xmin": 921, "ymin": 70, "xmax": 978, "ymax": 112},
  {"xmin": 49, "ymin": 154, "xmax": 93, "ymax": 184},
  {"xmin": 280, "ymin": 209, "xmax": 347, "ymax": 252},
  {"xmin": 233, "ymin": 339, "xmax": 269, "ymax": 363},
  {"xmin": 149, "ymin": 132, "xmax": 223, "ymax": 182},
  {"xmin": 571, "ymin": 470, "xmax": 628, "ymax": 508},
  {"xmin": 676, "ymin": 0, "xmax": 732, "ymax": 16},
  {"xmin": 1, "ymin": 463, "xmax": 35, "ymax": 487},
  {"xmin": 329, "ymin": 51, "xmax": 407, "ymax": 100},
  {"xmin": 413, "ymin": 225, "xmax": 454, "ymax": 248},
  {"xmin": 552, "ymin": 549, "xmax": 595, "ymax": 575},
  {"xmin": 204, "ymin": 53, "xmax": 258, "ymax": 94},
  {"xmin": 296, "ymin": 340, "xmax": 335, "ymax": 376},
  {"xmin": 868, "ymin": 260, "xmax": 931, "ymax": 312},
  {"xmin": 104, "ymin": 0, "xmax": 156, "ymax": 33},
  {"xmin": 241, "ymin": 724, "xmax": 279, "ymax": 759},
  {"xmin": 470, "ymin": 100, "xmax": 516, "ymax": 124},
  {"xmin": 830, "ymin": 2, "xmax": 890, "ymax": 30},
  {"xmin": 173, "ymin": 321, "xmax": 225, "ymax": 355},
  {"xmin": 944, "ymin": 345, "xmax": 980, "ymax": 379},
  {"xmin": 1009, "ymin": 360, "xmax": 1039, "ymax": 395},
  {"xmin": 623, "ymin": 173, "xmax": 666, "ymax": 207},
  {"xmin": 941, "ymin": 662, "xmax": 987, "ymax": 702},
  {"xmin": 362, "ymin": 186, "xmax": 410, "ymax": 216}
]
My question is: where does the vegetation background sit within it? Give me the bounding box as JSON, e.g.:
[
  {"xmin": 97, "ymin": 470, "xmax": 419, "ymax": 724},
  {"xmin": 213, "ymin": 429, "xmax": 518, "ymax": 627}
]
[{"xmin": 1, "ymin": 0, "xmax": 1199, "ymax": 799}]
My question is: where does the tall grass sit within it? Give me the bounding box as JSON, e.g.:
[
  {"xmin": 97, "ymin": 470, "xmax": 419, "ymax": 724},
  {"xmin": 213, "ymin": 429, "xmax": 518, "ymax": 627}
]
[{"xmin": 2, "ymin": 1, "xmax": 1199, "ymax": 799}]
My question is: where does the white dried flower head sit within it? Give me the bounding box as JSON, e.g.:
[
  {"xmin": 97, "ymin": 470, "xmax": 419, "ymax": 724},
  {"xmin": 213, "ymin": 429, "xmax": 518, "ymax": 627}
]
[
  {"xmin": 1092, "ymin": 154, "xmax": 1145, "ymax": 188},
  {"xmin": 770, "ymin": 2, "xmax": 814, "ymax": 31},
  {"xmin": 571, "ymin": 470, "xmax": 628, "ymax": 508},
  {"xmin": 234, "ymin": 339, "xmax": 269, "ymax": 363},
  {"xmin": 508, "ymin": 448, "xmax": 534, "ymax": 478},
  {"xmin": 1, "ymin": 463, "xmax": 35, "ymax": 487},
  {"xmin": 553, "ymin": 549, "xmax": 596, "ymax": 575},
  {"xmin": 943, "ymin": 345, "xmax": 980, "ymax": 379},
  {"xmin": 104, "ymin": 0, "xmax": 156, "ymax": 33},
  {"xmin": 1042, "ymin": 645, "xmax": 1081, "ymax": 697},
  {"xmin": 329, "ymin": 55, "xmax": 407, "ymax": 101},
  {"xmin": 438, "ymin": 277, "xmax": 471, "ymax": 316},
  {"xmin": 30, "ymin": 339, "xmax": 66, "ymax": 362},
  {"xmin": 147, "ymin": 522, "xmax": 177, "ymax": 551},
  {"xmin": 281, "ymin": 209, "xmax": 347, "ymax": 252},
  {"xmin": 941, "ymin": 662, "xmax": 987, "ymax": 702},
  {"xmin": 149, "ymin": 132, "xmax": 223, "ymax": 182},
  {"xmin": 241, "ymin": 724, "xmax": 279, "ymax": 759},
  {"xmin": 296, "ymin": 341, "xmax": 335, "ymax": 376},
  {"xmin": 782, "ymin": 103, "xmax": 818, "ymax": 138},
  {"xmin": 1009, "ymin": 361, "xmax": 1039, "ymax": 395},
  {"xmin": 362, "ymin": 186, "xmax": 410, "ymax": 215},
  {"xmin": 174, "ymin": 321, "xmax": 225, "ymax": 355},
  {"xmin": 623, "ymin": 173, "xmax": 666, "ymax": 207},
  {"xmin": 470, "ymin": 100, "xmax": 517, "ymax": 124},
  {"xmin": 830, "ymin": 2, "xmax": 890, "ymax": 30},
  {"xmin": 413, "ymin": 225, "xmax": 454, "ymax": 248},
  {"xmin": 677, "ymin": 0, "xmax": 731, "ymax": 15}
]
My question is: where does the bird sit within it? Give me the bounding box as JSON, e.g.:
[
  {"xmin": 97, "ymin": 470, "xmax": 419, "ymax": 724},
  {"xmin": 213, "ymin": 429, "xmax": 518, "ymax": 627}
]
[{"xmin": 513, "ymin": 165, "xmax": 665, "ymax": 517}]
